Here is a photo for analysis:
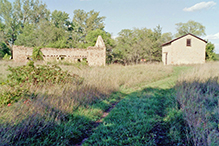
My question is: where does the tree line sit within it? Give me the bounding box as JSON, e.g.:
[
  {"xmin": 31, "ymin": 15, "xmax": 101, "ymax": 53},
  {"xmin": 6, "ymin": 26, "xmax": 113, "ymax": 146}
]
[{"xmin": 0, "ymin": 0, "xmax": 216, "ymax": 64}]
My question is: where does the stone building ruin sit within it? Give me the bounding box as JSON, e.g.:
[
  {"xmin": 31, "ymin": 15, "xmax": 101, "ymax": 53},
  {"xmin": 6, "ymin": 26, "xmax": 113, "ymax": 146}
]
[{"xmin": 13, "ymin": 35, "xmax": 106, "ymax": 66}]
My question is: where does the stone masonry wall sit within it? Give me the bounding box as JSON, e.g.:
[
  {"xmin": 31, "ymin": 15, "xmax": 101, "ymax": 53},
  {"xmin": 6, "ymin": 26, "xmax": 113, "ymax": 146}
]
[
  {"xmin": 12, "ymin": 36, "xmax": 106, "ymax": 66},
  {"xmin": 87, "ymin": 47, "xmax": 106, "ymax": 66},
  {"xmin": 87, "ymin": 35, "xmax": 106, "ymax": 66},
  {"xmin": 13, "ymin": 46, "xmax": 33, "ymax": 62}
]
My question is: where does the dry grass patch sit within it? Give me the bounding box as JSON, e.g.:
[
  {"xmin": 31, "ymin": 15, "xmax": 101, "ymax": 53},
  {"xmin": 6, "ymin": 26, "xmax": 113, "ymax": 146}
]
[
  {"xmin": 61, "ymin": 63, "xmax": 173, "ymax": 91},
  {"xmin": 175, "ymin": 62, "xmax": 219, "ymax": 146},
  {"xmin": 0, "ymin": 61, "xmax": 174, "ymax": 145}
]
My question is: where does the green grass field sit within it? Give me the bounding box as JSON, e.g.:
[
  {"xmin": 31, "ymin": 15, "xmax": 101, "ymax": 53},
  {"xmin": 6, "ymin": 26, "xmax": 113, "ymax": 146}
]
[
  {"xmin": 83, "ymin": 66, "xmax": 192, "ymax": 145},
  {"xmin": 1, "ymin": 60, "xmax": 219, "ymax": 145}
]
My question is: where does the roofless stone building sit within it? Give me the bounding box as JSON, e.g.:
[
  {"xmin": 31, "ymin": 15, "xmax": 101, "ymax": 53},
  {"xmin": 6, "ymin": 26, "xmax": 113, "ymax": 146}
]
[{"xmin": 13, "ymin": 36, "xmax": 106, "ymax": 66}]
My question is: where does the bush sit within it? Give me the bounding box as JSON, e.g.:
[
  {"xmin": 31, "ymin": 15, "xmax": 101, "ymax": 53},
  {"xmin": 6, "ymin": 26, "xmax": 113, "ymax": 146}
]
[
  {"xmin": 3, "ymin": 53, "xmax": 11, "ymax": 60},
  {"xmin": 0, "ymin": 42, "xmax": 10, "ymax": 58},
  {"xmin": 32, "ymin": 47, "xmax": 44, "ymax": 61},
  {"xmin": 0, "ymin": 61, "xmax": 83, "ymax": 106}
]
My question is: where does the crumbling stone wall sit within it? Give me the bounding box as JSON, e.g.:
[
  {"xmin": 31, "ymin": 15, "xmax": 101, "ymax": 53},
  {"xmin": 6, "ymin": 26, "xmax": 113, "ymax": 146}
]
[
  {"xmin": 87, "ymin": 35, "xmax": 106, "ymax": 66},
  {"xmin": 13, "ymin": 46, "xmax": 33, "ymax": 62},
  {"xmin": 12, "ymin": 36, "xmax": 106, "ymax": 66},
  {"xmin": 87, "ymin": 47, "xmax": 106, "ymax": 66},
  {"xmin": 41, "ymin": 48, "xmax": 88, "ymax": 62}
]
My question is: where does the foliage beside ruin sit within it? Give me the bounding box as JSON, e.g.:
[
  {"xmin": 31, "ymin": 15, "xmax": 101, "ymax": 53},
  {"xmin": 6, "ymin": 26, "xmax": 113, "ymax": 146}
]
[
  {"xmin": 0, "ymin": 61, "xmax": 174, "ymax": 145},
  {"xmin": 32, "ymin": 47, "xmax": 44, "ymax": 61},
  {"xmin": 0, "ymin": 42, "xmax": 10, "ymax": 59},
  {"xmin": 2, "ymin": 53, "xmax": 11, "ymax": 60},
  {"xmin": 1, "ymin": 61, "xmax": 219, "ymax": 145},
  {"xmin": 0, "ymin": 61, "xmax": 83, "ymax": 106}
]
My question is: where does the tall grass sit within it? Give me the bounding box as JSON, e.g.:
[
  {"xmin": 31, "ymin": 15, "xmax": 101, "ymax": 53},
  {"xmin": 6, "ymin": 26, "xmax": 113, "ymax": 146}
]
[
  {"xmin": 175, "ymin": 62, "xmax": 219, "ymax": 146},
  {"xmin": 0, "ymin": 61, "xmax": 173, "ymax": 145},
  {"xmin": 62, "ymin": 63, "xmax": 174, "ymax": 90}
]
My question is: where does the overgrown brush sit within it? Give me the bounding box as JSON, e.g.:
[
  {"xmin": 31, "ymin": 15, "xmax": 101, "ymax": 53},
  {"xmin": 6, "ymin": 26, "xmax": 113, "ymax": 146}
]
[
  {"xmin": 0, "ymin": 61, "xmax": 174, "ymax": 145},
  {"xmin": 32, "ymin": 47, "xmax": 44, "ymax": 61},
  {"xmin": 175, "ymin": 63, "xmax": 219, "ymax": 146},
  {"xmin": 1, "ymin": 61, "xmax": 83, "ymax": 106}
]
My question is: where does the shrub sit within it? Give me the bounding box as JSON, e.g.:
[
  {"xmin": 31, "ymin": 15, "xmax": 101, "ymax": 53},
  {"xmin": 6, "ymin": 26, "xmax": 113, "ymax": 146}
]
[
  {"xmin": 0, "ymin": 62, "xmax": 174, "ymax": 145},
  {"xmin": 0, "ymin": 42, "xmax": 10, "ymax": 58},
  {"xmin": 8, "ymin": 61, "xmax": 83, "ymax": 86},
  {"xmin": 3, "ymin": 53, "xmax": 11, "ymax": 60},
  {"xmin": 32, "ymin": 47, "xmax": 44, "ymax": 61},
  {"xmin": 0, "ymin": 61, "xmax": 83, "ymax": 106}
]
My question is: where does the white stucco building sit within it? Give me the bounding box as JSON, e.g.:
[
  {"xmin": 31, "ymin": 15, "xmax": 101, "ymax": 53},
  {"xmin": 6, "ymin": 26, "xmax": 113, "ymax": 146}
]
[{"xmin": 162, "ymin": 33, "xmax": 207, "ymax": 65}]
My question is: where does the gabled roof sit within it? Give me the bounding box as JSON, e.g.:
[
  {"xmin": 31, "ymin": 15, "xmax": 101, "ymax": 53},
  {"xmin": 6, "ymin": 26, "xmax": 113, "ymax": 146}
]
[{"xmin": 162, "ymin": 33, "xmax": 207, "ymax": 46}]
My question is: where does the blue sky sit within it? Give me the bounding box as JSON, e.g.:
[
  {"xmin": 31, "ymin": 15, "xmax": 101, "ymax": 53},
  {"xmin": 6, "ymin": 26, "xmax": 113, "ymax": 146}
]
[{"xmin": 9, "ymin": 0, "xmax": 219, "ymax": 53}]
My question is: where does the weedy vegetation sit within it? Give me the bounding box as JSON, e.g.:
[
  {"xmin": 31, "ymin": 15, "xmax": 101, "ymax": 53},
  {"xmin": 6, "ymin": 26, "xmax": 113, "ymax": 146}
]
[
  {"xmin": 1, "ymin": 61, "xmax": 219, "ymax": 145},
  {"xmin": 0, "ymin": 60, "xmax": 173, "ymax": 145},
  {"xmin": 175, "ymin": 62, "xmax": 219, "ymax": 146}
]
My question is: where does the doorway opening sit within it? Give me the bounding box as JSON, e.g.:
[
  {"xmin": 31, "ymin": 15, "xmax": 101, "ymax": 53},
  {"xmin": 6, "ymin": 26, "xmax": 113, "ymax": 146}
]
[{"xmin": 165, "ymin": 52, "xmax": 168, "ymax": 65}]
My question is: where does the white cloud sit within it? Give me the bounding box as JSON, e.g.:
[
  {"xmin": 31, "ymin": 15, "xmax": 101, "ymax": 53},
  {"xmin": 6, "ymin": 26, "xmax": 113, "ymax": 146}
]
[
  {"xmin": 183, "ymin": 1, "xmax": 216, "ymax": 12},
  {"xmin": 204, "ymin": 32, "xmax": 219, "ymax": 40}
]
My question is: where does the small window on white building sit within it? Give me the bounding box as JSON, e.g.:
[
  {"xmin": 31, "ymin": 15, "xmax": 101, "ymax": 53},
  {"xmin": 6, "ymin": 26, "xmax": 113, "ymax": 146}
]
[{"xmin": 187, "ymin": 39, "xmax": 191, "ymax": 47}]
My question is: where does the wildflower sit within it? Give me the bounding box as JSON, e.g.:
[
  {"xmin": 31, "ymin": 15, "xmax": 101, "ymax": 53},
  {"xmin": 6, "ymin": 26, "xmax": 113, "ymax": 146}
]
[{"xmin": 7, "ymin": 103, "xmax": 11, "ymax": 106}]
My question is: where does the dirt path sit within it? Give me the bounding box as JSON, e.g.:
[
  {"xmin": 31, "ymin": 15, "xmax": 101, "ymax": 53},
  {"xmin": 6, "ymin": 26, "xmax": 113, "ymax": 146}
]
[{"xmin": 75, "ymin": 102, "xmax": 119, "ymax": 146}]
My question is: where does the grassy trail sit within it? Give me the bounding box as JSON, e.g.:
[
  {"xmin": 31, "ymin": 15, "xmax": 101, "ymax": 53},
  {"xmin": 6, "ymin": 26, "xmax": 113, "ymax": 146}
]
[
  {"xmin": 81, "ymin": 66, "xmax": 192, "ymax": 145},
  {"xmin": 0, "ymin": 63, "xmax": 192, "ymax": 145}
]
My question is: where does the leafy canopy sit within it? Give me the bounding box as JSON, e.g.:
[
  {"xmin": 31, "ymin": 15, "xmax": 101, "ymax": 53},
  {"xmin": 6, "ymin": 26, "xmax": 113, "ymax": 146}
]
[
  {"xmin": 114, "ymin": 26, "xmax": 172, "ymax": 65},
  {"xmin": 175, "ymin": 20, "xmax": 206, "ymax": 37},
  {"xmin": 206, "ymin": 41, "xmax": 216, "ymax": 61}
]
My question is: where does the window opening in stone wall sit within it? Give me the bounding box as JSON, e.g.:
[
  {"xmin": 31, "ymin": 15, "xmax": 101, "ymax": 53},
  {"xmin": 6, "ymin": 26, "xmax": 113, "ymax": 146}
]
[
  {"xmin": 60, "ymin": 55, "xmax": 66, "ymax": 60},
  {"xmin": 187, "ymin": 39, "xmax": 191, "ymax": 47},
  {"xmin": 78, "ymin": 59, "xmax": 81, "ymax": 62}
]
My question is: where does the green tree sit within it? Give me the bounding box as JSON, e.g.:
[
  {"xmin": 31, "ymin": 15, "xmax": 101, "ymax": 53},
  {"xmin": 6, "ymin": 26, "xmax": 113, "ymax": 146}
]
[
  {"xmin": 175, "ymin": 20, "xmax": 206, "ymax": 37},
  {"xmin": 51, "ymin": 10, "xmax": 69, "ymax": 29},
  {"xmin": 114, "ymin": 29, "xmax": 136, "ymax": 65},
  {"xmin": 133, "ymin": 28, "xmax": 154, "ymax": 63},
  {"xmin": 0, "ymin": 0, "xmax": 49, "ymax": 48},
  {"xmin": 15, "ymin": 21, "xmax": 68, "ymax": 48},
  {"xmin": 13, "ymin": 0, "xmax": 50, "ymax": 25},
  {"xmin": 151, "ymin": 25, "xmax": 163, "ymax": 61},
  {"xmin": 73, "ymin": 9, "xmax": 105, "ymax": 42},
  {"xmin": 206, "ymin": 42, "xmax": 216, "ymax": 61},
  {"xmin": 0, "ymin": 0, "xmax": 19, "ymax": 46},
  {"xmin": 14, "ymin": 23, "xmax": 36, "ymax": 47},
  {"xmin": 161, "ymin": 32, "xmax": 172, "ymax": 44},
  {"xmin": 114, "ymin": 26, "xmax": 170, "ymax": 65}
]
